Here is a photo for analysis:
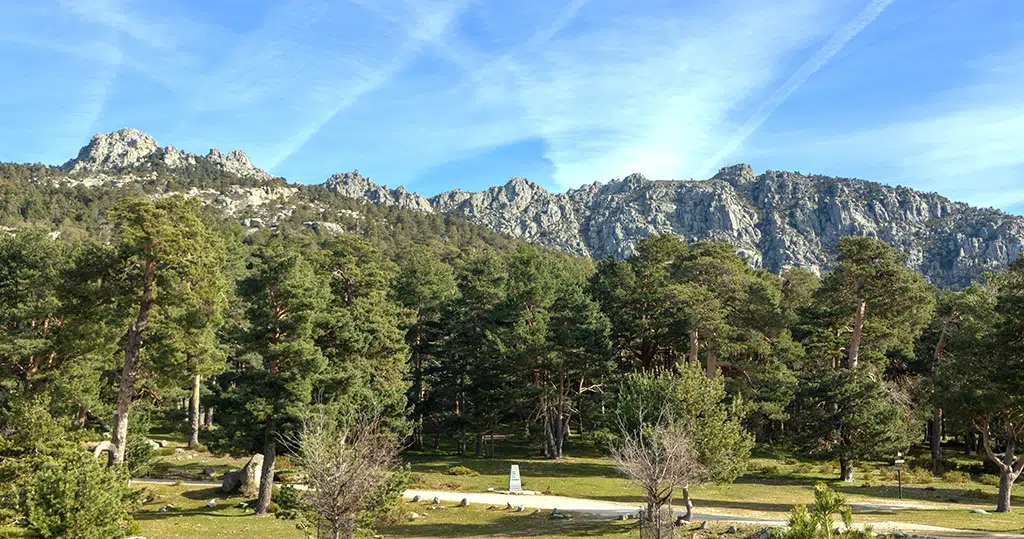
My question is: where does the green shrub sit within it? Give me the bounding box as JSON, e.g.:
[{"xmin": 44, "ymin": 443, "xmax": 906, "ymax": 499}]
[
  {"xmin": 20, "ymin": 450, "xmax": 140, "ymax": 539},
  {"xmin": 275, "ymin": 455, "xmax": 294, "ymax": 470},
  {"xmin": 979, "ymin": 474, "xmax": 1001, "ymax": 486},
  {"xmin": 266, "ymin": 502, "xmax": 280, "ymax": 514},
  {"xmin": 407, "ymin": 472, "xmax": 425, "ymax": 488},
  {"xmin": 589, "ymin": 428, "xmax": 618, "ymax": 452},
  {"xmin": 775, "ymin": 483, "xmax": 873, "ymax": 539},
  {"xmin": 758, "ymin": 463, "xmax": 782, "ymax": 476},
  {"xmin": 155, "ymin": 447, "xmax": 176, "ymax": 457},
  {"xmin": 447, "ymin": 466, "xmax": 478, "ymax": 477},
  {"xmin": 124, "ymin": 433, "xmax": 156, "ymax": 478},
  {"xmin": 0, "ymin": 399, "xmax": 140, "ymax": 539},
  {"xmin": 792, "ymin": 463, "xmax": 813, "ymax": 474},
  {"xmin": 276, "ymin": 485, "xmax": 304, "ymax": 511},
  {"xmin": 943, "ymin": 470, "xmax": 971, "ymax": 484},
  {"xmin": 783, "ymin": 458, "xmax": 798, "ymax": 465},
  {"xmin": 910, "ymin": 467, "xmax": 933, "ymax": 484}
]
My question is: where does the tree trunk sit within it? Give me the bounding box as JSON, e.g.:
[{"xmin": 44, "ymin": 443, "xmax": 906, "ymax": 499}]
[
  {"xmin": 688, "ymin": 328, "xmax": 699, "ymax": 366},
  {"xmin": 411, "ymin": 348, "xmax": 424, "ymax": 451},
  {"xmin": 203, "ymin": 406, "xmax": 214, "ymax": 428},
  {"xmin": 705, "ymin": 343, "xmax": 718, "ymax": 379},
  {"xmin": 847, "ymin": 281, "xmax": 865, "ymax": 369},
  {"xmin": 997, "ymin": 470, "xmax": 1015, "ymax": 512},
  {"xmin": 840, "ymin": 458, "xmax": 854, "ymax": 482},
  {"xmin": 681, "ymin": 486, "xmax": 694, "ymax": 522},
  {"xmin": 488, "ymin": 432, "xmax": 495, "ymax": 458},
  {"xmin": 457, "ymin": 435, "xmax": 467, "ymax": 457},
  {"xmin": 110, "ymin": 268, "xmax": 156, "ymax": 466},
  {"xmin": 255, "ymin": 420, "xmax": 277, "ymax": 515},
  {"xmin": 189, "ymin": 373, "xmax": 201, "ymax": 448},
  {"xmin": 474, "ymin": 432, "xmax": 484, "ymax": 458},
  {"xmin": 930, "ymin": 407, "xmax": 943, "ymax": 463}
]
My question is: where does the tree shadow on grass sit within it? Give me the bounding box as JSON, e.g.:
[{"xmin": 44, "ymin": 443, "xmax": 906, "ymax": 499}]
[{"xmin": 381, "ymin": 513, "xmax": 630, "ymax": 538}]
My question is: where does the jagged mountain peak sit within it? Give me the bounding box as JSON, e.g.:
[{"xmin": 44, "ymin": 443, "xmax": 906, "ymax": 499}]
[
  {"xmin": 63, "ymin": 128, "xmax": 160, "ymax": 173},
  {"xmin": 712, "ymin": 164, "xmax": 756, "ymax": 186},
  {"xmin": 324, "ymin": 170, "xmax": 433, "ymax": 213},
  {"xmin": 62, "ymin": 129, "xmax": 274, "ymax": 181}
]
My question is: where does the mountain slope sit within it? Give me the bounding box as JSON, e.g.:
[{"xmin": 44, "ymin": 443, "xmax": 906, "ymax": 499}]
[
  {"xmin": 12, "ymin": 129, "xmax": 1024, "ymax": 287},
  {"xmin": 337, "ymin": 167, "xmax": 1024, "ymax": 288}
]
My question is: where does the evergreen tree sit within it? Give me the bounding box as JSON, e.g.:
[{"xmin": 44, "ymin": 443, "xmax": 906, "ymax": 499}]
[
  {"xmin": 936, "ymin": 264, "xmax": 1024, "ymax": 512},
  {"xmin": 394, "ymin": 246, "xmax": 457, "ymax": 450},
  {"xmin": 102, "ymin": 196, "xmax": 226, "ymax": 466},
  {"xmin": 213, "ymin": 239, "xmax": 329, "ymax": 515},
  {"xmin": 797, "ymin": 237, "xmax": 934, "ymax": 481}
]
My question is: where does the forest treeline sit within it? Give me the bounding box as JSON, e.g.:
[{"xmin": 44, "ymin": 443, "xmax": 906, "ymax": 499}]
[{"xmin": 2, "ymin": 187, "xmax": 1024, "ymax": 536}]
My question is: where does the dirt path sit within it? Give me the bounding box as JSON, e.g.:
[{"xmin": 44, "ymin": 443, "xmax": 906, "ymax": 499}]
[
  {"xmin": 131, "ymin": 480, "xmax": 1021, "ymax": 538},
  {"xmin": 403, "ymin": 488, "xmax": 1024, "ymax": 539}
]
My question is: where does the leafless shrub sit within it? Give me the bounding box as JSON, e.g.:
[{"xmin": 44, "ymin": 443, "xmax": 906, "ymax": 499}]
[
  {"xmin": 611, "ymin": 409, "xmax": 706, "ymax": 537},
  {"xmin": 285, "ymin": 411, "xmax": 400, "ymax": 539}
]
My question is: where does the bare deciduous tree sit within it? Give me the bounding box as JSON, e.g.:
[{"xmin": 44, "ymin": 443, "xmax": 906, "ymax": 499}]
[
  {"xmin": 288, "ymin": 411, "xmax": 400, "ymax": 539},
  {"xmin": 611, "ymin": 411, "xmax": 706, "ymax": 536}
]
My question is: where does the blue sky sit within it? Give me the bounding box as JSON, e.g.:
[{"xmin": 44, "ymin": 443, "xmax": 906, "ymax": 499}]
[{"xmin": 1, "ymin": 0, "xmax": 1022, "ymax": 212}]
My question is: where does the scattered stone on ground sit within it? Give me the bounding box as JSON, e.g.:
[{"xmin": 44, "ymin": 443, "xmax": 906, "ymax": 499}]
[
  {"xmin": 158, "ymin": 504, "xmax": 176, "ymax": 512},
  {"xmin": 516, "ymin": 505, "xmax": 524, "ymax": 512},
  {"xmin": 411, "ymin": 495, "xmax": 420, "ymax": 503},
  {"xmin": 459, "ymin": 498, "xmax": 469, "ymax": 507},
  {"xmin": 675, "ymin": 515, "xmax": 689, "ymax": 526},
  {"xmin": 205, "ymin": 499, "xmax": 217, "ymax": 509},
  {"xmin": 432, "ymin": 496, "xmax": 440, "ymax": 504},
  {"xmin": 971, "ymin": 508, "xmax": 988, "ymax": 514},
  {"xmin": 408, "ymin": 512, "xmax": 420, "ymax": 521},
  {"xmin": 726, "ymin": 525, "xmax": 737, "ymax": 534},
  {"xmin": 202, "ymin": 466, "xmax": 217, "ymax": 477},
  {"xmin": 698, "ymin": 521, "xmax": 707, "ymax": 530},
  {"xmin": 506, "ymin": 502, "xmax": 513, "ymax": 510}
]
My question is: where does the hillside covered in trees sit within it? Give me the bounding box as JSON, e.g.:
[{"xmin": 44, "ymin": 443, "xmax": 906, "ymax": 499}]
[{"xmin": 3, "ymin": 138, "xmax": 1024, "ymax": 537}]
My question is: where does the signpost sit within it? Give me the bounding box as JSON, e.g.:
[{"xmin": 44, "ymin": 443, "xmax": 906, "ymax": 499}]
[
  {"xmin": 509, "ymin": 465, "xmax": 522, "ymax": 493},
  {"xmin": 893, "ymin": 452, "xmax": 905, "ymax": 500}
]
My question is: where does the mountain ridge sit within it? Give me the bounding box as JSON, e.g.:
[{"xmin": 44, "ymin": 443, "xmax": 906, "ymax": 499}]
[{"xmin": 44, "ymin": 129, "xmax": 1024, "ymax": 286}]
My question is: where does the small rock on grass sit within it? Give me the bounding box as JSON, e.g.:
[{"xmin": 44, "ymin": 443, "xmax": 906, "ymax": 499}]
[
  {"xmin": 726, "ymin": 525, "xmax": 737, "ymax": 534},
  {"xmin": 971, "ymin": 508, "xmax": 988, "ymax": 514},
  {"xmin": 411, "ymin": 495, "xmax": 420, "ymax": 503},
  {"xmin": 459, "ymin": 498, "xmax": 469, "ymax": 507}
]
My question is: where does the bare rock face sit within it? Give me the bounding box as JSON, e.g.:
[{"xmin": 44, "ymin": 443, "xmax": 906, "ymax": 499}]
[
  {"xmin": 328, "ymin": 164, "xmax": 1024, "ymax": 288},
  {"xmin": 205, "ymin": 149, "xmax": 274, "ymax": 182},
  {"xmin": 63, "ymin": 128, "xmax": 160, "ymax": 174},
  {"xmin": 63, "ymin": 128, "xmax": 275, "ymax": 181},
  {"xmin": 325, "ymin": 170, "xmax": 433, "ymax": 213}
]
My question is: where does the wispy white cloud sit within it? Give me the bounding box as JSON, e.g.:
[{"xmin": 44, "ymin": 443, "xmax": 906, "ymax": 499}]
[
  {"xmin": 750, "ymin": 49, "xmax": 1024, "ymax": 209},
  {"xmin": 693, "ymin": 0, "xmax": 897, "ymax": 179}
]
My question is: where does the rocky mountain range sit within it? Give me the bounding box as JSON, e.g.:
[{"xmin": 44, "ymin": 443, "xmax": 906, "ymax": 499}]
[{"xmin": 48, "ymin": 129, "xmax": 1024, "ymax": 287}]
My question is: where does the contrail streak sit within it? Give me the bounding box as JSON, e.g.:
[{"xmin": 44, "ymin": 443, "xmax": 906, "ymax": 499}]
[{"xmin": 695, "ymin": 0, "xmax": 897, "ymax": 179}]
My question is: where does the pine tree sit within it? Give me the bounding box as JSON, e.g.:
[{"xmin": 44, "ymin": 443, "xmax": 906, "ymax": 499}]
[
  {"xmin": 797, "ymin": 237, "xmax": 934, "ymax": 481},
  {"xmin": 214, "ymin": 239, "xmax": 329, "ymax": 515},
  {"xmin": 102, "ymin": 196, "xmax": 226, "ymax": 466},
  {"xmin": 394, "ymin": 246, "xmax": 457, "ymax": 449}
]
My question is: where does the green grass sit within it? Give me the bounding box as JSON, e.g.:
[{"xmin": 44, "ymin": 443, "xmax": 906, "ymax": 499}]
[
  {"xmin": 383, "ymin": 503, "xmax": 756, "ymax": 538},
  {"xmin": 134, "ymin": 484, "xmax": 306, "ymax": 539},
  {"xmin": 403, "ymin": 441, "xmax": 1024, "ymax": 532},
  {"xmin": 143, "ymin": 433, "xmax": 1024, "ymax": 534}
]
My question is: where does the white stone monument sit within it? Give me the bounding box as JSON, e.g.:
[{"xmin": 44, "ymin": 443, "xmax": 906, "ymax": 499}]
[{"xmin": 508, "ymin": 464, "xmax": 522, "ymax": 492}]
